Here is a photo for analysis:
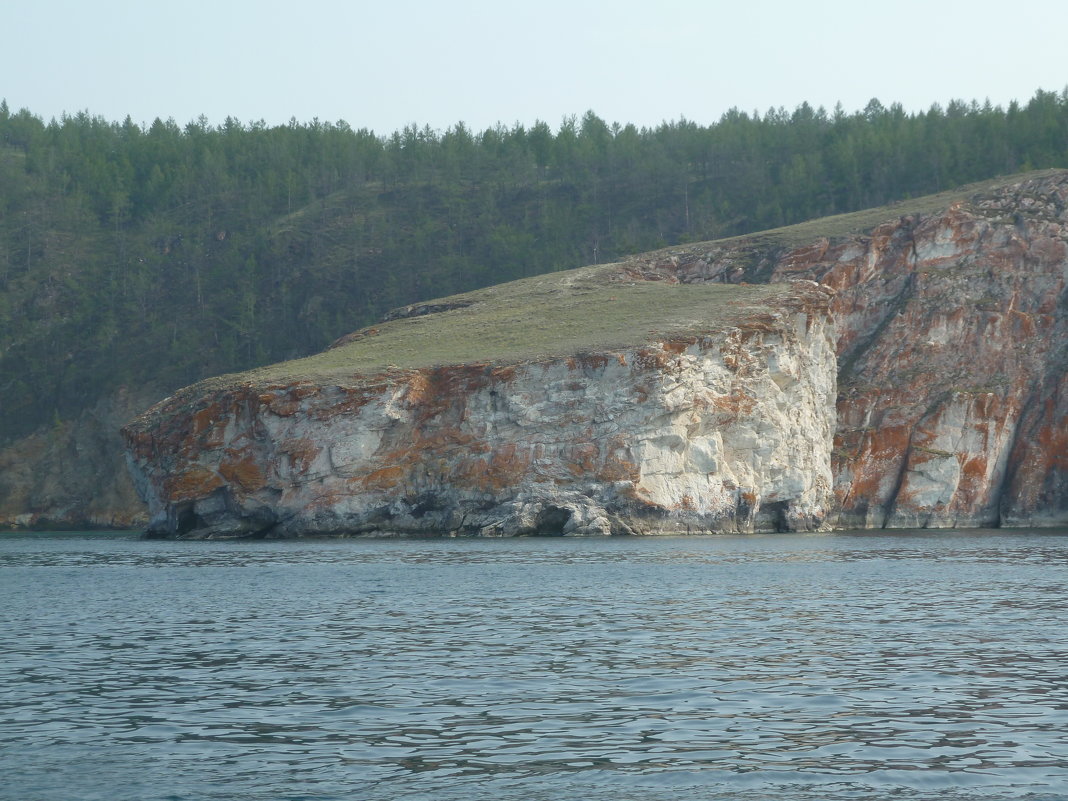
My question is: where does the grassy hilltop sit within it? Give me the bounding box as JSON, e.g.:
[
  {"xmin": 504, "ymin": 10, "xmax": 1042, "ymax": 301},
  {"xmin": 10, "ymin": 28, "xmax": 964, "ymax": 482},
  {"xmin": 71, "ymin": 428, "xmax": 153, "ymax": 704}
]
[
  {"xmin": 233, "ymin": 274, "xmax": 786, "ymax": 385},
  {"xmin": 224, "ymin": 168, "xmax": 1064, "ymax": 388}
]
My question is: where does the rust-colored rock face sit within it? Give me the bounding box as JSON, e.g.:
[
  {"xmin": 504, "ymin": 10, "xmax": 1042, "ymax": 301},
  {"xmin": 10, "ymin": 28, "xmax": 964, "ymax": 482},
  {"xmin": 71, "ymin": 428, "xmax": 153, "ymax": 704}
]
[
  {"xmin": 122, "ymin": 171, "xmax": 1068, "ymax": 536},
  {"xmin": 793, "ymin": 184, "xmax": 1067, "ymax": 528},
  {"xmin": 645, "ymin": 172, "xmax": 1068, "ymax": 528},
  {"xmin": 123, "ymin": 283, "xmax": 838, "ymax": 538}
]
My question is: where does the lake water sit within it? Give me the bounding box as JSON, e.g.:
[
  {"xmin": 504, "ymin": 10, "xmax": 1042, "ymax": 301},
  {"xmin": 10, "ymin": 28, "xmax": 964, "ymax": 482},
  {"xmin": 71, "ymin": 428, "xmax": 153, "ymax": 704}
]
[{"xmin": 1, "ymin": 530, "xmax": 1067, "ymax": 801}]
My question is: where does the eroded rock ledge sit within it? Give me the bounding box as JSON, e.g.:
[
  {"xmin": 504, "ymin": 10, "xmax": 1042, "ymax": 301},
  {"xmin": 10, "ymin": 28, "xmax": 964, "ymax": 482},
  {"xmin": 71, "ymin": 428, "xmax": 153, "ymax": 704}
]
[{"xmin": 124, "ymin": 281, "xmax": 837, "ymax": 538}]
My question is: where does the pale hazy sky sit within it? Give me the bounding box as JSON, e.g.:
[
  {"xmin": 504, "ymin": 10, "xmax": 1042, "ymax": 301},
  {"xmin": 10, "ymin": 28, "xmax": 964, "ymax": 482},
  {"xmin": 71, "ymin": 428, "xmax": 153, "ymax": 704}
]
[{"xmin": 4, "ymin": 0, "xmax": 1066, "ymax": 134}]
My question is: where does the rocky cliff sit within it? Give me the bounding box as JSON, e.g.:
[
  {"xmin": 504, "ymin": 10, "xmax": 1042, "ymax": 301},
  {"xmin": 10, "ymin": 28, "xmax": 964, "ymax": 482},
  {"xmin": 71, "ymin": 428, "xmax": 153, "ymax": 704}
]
[
  {"xmin": 123, "ymin": 169, "xmax": 1068, "ymax": 537},
  {"xmin": 628, "ymin": 170, "xmax": 1068, "ymax": 528},
  {"xmin": 124, "ymin": 278, "xmax": 837, "ymax": 537}
]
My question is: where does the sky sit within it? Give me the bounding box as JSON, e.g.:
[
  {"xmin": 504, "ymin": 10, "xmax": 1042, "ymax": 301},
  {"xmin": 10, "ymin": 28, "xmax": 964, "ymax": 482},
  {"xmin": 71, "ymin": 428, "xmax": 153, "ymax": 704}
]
[{"xmin": 4, "ymin": 0, "xmax": 1067, "ymax": 135}]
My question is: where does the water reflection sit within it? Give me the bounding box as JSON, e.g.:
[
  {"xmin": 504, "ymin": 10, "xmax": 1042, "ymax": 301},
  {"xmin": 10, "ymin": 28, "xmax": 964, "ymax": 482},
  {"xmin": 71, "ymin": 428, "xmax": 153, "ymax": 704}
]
[{"xmin": 1, "ymin": 530, "xmax": 1067, "ymax": 800}]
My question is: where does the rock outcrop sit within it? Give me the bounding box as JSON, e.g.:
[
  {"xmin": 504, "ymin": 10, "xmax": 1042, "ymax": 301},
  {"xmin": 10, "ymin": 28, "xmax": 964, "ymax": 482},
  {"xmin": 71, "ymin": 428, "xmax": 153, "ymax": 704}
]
[
  {"xmin": 124, "ymin": 281, "xmax": 837, "ymax": 537},
  {"xmin": 123, "ymin": 169, "xmax": 1068, "ymax": 537},
  {"xmin": 629, "ymin": 170, "xmax": 1068, "ymax": 528}
]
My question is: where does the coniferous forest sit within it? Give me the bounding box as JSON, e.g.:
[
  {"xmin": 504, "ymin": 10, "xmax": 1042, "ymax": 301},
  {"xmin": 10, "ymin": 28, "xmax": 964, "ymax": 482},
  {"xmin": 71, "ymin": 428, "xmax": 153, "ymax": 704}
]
[{"xmin": 2, "ymin": 89, "xmax": 1068, "ymax": 443}]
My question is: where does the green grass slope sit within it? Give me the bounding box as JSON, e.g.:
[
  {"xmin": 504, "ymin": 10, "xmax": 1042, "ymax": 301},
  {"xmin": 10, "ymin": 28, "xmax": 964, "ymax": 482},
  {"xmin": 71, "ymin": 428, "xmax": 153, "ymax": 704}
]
[
  {"xmin": 200, "ymin": 168, "xmax": 1064, "ymax": 391},
  {"xmin": 224, "ymin": 268, "xmax": 791, "ymax": 387}
]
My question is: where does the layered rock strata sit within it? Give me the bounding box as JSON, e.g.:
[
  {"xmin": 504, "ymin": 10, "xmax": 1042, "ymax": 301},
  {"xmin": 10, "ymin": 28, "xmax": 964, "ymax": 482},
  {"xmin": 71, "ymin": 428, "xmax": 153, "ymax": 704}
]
[
  {"xmin": 124, "ymin": 282, "xmax": 837, "ymax": 538},
  {"xmin": 629, "ymin": 170, "xmax": 1068, "ymax": 528}
]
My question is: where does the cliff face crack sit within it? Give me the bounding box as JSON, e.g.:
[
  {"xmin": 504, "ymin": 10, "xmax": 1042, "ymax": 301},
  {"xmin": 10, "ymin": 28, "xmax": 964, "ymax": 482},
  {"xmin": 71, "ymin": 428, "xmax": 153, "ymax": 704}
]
[
  {"xmin": 838, "ymin": 270, "xmax": 918, "ymax": 381},
  {"xmin": 996, "ymin": 384, "xmax": 1043, "ymax": 528},
  {"xmin": 881, "ymin": 433, "xmax": 915, "ymax": 529}
]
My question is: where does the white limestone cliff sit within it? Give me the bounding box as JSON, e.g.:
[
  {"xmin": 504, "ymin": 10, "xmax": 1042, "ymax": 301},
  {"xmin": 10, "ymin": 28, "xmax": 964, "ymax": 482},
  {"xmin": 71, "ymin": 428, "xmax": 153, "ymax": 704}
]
[{"xmin": 124, "ymin": 281, "xmax": 837, "ymax": 538}]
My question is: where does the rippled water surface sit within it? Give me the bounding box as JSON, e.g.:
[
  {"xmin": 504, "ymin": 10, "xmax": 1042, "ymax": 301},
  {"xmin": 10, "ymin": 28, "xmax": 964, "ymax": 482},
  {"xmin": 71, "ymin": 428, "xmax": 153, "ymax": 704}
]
[{"xmin": 2, "ymin": 530, "xmax": 1067, "ymax": 801}]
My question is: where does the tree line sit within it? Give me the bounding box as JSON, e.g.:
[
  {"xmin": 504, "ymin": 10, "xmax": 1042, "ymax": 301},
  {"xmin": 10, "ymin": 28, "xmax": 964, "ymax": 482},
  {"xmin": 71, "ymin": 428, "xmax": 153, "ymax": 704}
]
[{"xmin": 1, "ymin": 89, "xmax": 1067, "ymax": 441}]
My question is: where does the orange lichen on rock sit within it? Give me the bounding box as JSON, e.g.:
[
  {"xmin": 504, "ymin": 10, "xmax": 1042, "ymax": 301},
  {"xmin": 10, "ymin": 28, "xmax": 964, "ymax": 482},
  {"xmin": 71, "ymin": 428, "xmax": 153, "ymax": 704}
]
[
  {"xmin": 218, "ymin": 456, "xmax": 267, "ymax": 494},
  {"xmin": 277, "ymin": 438, "xmax": 321, "ymax": 474},
  {"xmin": 709, "ymin": 391, "xmax": 757, "ymax": 418},
  {"xmin": 353, "ymin": 465, "xmax": 406, "ymax": 492},
  {"xmin": 566, "ymin": 443, "xmax": 601, "ymax": 476},
  {"xmin": 441, "ymin": 444, "xmax": 534, "ymax": 494},
  {"xmin": 263, "ymin": 385, "xmax": 319, "ymax": 417},
  {"xmin": 568, "ymin": 353, "xmax": 612, "ymax": 371},
  {"xmin": 661, "ymin": 339, "xmax": 696, "ymax": 355},
  {"xmin": 633, "ymin": 347, "xmax": 677, "ymax": 371},
  {"xmin": 596, "ymin": 436, "xmax": 641, "ymax": 484},
  {"xmin": 191, "ymin": 406, "xmax": 218, "ymax": 436},
  {"xmin": 483, "ymin": 443, "xmax": 533, "ymax": 490},
  {"xmin": 834, "ymin": 423, "xmax": 913, "ymax": 509},
  {"xmin": 164, "ymin": 467, "xmax": 225, "ymax": 501}
]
